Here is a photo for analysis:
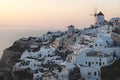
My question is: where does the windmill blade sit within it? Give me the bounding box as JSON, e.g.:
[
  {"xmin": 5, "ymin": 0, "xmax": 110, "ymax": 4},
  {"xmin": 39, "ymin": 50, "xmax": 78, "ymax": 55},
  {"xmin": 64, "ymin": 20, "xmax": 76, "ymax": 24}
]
[{"xmin": 94, "ymin": 7, "xmax": 97, "ymax": 17}]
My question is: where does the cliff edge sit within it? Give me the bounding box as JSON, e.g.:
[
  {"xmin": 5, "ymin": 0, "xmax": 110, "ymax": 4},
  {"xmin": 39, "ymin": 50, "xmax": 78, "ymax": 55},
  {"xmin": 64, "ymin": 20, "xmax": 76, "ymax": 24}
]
[{"xmin": 0, "ymin": 38, "xmax": 40, "ymax": 80}]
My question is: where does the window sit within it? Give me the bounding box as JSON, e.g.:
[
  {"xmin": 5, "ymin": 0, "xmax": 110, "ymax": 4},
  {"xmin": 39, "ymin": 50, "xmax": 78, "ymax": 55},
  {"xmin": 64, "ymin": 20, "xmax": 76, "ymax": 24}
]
[
  {"xmin": 103, "ymin": 62, "xmax": 105, "ymax": 65},
  {"xmin": 96, "ymin": 62, "xmax": 98, "ymax": 64},
  {"xmin": 88, "ymin": 72, "xmax": 91, "ymax": 75},
  {"xmin": 99, "ymin": 62, "xmax": 101, "ymax": 66},
  {"xmin": 95, "ymin": 44, "xmax": 97, "ymax": 46},
  {"xmin": 94, "ymin": 72, "xmax": 97, "ymax": 76},
  {"xmin": 92, "ymin": 62, "xmax": 94, "ymax": 64},
  {"xmin": 88, "ymin": 62, "xmax": 91, "ymax": 67},
  {"xmin": 61, "ymin": 43, "xmax": 64, "ymax": 46},
  {"xmin": 100, "ymin": 44, "xmax": 102, "ymax": 46},
  {"xmin": 88, "ymin": 72, "xmax": 91, "ymax": 79}
]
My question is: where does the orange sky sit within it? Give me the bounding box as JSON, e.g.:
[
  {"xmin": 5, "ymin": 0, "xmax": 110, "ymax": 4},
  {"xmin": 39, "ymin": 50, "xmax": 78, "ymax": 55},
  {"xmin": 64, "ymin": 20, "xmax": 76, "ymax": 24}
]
[{"xmin": 0, "ymin": 0, "xmax": 120, "ymax": 29}]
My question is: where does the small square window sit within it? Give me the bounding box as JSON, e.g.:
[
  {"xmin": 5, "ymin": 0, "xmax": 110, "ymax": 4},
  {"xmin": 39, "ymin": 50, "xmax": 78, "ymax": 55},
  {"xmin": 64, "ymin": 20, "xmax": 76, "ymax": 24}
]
[{"xmin": 88, "ymin": 72, "xmax": 91, "ymax": 75}]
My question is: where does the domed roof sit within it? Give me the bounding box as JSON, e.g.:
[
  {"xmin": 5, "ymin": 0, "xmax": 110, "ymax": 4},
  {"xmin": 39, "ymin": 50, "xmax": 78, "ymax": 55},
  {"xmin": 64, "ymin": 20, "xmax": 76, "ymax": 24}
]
[{"xmin": 97, "ymin": 12, "xmax": 104, "ymax": 16}]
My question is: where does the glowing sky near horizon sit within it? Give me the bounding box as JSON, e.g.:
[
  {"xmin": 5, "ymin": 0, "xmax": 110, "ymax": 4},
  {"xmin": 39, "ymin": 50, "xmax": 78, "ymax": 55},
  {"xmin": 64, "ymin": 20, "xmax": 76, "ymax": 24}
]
[{"xmin": 0, "ymin": 0, "xmax": 120, "ymax": 29}]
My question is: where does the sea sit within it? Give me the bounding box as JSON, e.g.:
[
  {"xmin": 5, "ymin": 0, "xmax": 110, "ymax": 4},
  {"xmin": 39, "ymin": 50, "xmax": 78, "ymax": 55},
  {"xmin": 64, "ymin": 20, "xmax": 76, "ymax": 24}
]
[{"xmin": 0, "ymin": 26, "xmax": 65, "ymax": 59}]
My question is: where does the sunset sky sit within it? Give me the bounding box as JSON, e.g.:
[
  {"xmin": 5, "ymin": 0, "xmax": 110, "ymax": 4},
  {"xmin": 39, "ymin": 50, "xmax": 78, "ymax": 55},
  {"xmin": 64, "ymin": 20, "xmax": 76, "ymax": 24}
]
[{"xmin": 0, "ymin": 0, "xmax": 120, "ymax": 29}]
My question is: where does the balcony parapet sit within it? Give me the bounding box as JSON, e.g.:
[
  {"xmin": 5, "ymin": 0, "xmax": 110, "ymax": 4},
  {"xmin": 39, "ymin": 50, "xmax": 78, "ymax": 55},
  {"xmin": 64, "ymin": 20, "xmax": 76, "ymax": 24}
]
[{"xmin": 111, "ymin": 32, "xmax": 120, "ymax": 43}]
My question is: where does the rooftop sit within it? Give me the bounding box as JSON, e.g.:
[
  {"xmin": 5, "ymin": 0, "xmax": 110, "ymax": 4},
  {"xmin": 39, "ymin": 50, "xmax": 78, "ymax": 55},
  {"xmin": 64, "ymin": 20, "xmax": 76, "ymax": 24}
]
[
  {"xmin": 86, "ymin": 51, "xmax": 111, "ymax": 57},
  {"xmin": 68, "ymin": 25, "xmax": 75, "ymax": 28},
  {"xmin": 97, "ymin": 12, "xmax": 104, "ymax": 16}
]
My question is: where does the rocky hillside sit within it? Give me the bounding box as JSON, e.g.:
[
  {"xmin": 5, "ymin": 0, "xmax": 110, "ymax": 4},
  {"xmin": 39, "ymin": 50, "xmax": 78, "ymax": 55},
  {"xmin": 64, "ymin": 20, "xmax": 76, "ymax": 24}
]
[
  {"xmin": 101, "ymin": 59, "xmax": 120, "ymax": 80},
  {"xmin": 69, "ymin": 66, "xmax": 81, "ymax": 80},
  {"xmin": 0, "ymin": 38, "xmax": 41, "ymax": 80}
]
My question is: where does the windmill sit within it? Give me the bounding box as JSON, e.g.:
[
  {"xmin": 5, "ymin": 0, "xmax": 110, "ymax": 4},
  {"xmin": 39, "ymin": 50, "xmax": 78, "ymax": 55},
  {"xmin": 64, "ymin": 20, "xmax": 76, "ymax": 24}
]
[{"xmin": 90, "ymin": 7, "xmax": 98, "ymax": 22}]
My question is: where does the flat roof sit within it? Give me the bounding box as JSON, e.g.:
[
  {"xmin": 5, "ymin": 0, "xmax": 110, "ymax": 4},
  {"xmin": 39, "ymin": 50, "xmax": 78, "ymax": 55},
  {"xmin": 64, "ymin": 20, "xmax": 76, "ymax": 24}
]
[{"xmin": 86, "ymin": 51, "xmax": 111, "ymax": 57}]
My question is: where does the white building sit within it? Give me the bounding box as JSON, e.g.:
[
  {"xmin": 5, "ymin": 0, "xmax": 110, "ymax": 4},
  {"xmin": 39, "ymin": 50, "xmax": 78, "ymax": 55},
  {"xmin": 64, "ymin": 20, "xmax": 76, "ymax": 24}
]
[
  {"xmin": 52, "ymin": 31, "xmax": 63, "ymax": 37},
  {"xmin": 79, "ymin": 66, "xmax": 101, "ymax": 80},
  {"xmin": 110, "ymin": 17, "xmax": 120, "ymax": 23},
  {"xmin": 41, "ymin": 33, "xmax": 53, "ymax": 45},
  {"xmin": 98, "ymin": 25, "xmax": 112, "ymax": 33},
  {"xmin": 74, "ymin": 48, "xmax": 114, "ymax": 80},
  {"xmin": 75, "ymin": 50, "xmax": 113, "ymax": 68},
  {"xmin": 20, "ymin": 46, "xmax": 55, "ymax": 60},
  {"xmin": 53, "ymin": 37, "xmax": 64, "ymax": 48},
  {"xmin": 14, "ymin": 58, "xmax": 41, "ymax": 71},
  {"xmin": 43, "ymin": 56, "xmax": 63, "ymax": 64},
  {"xmin": 53, "ymin": 35, "xmax": 76, "ymax": 48},
  {"xmin": 58, "ymin": 62, "xmax": 75, "ymax": 80},
  {"xmin": 38, "ymin": 46, "xmax": 55, "ymax": 57},
  {"xmin": 93, "ymin": 33, "xmax": 114, "ymax": 48}
]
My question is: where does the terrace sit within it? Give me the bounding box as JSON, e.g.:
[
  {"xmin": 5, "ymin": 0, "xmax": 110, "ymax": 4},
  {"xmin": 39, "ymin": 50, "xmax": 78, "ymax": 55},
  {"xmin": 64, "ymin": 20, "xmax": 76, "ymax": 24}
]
[
  {"xmin": 111, "ymin": 26, "xmax": 120, "ymax": 44},
  {"xmin": 112, "ymin": 26, "xmax": 120, "ymax": 35},
  {"xmin": 86, "ymin": 51, "xmax": 111, "ymax": 57}
]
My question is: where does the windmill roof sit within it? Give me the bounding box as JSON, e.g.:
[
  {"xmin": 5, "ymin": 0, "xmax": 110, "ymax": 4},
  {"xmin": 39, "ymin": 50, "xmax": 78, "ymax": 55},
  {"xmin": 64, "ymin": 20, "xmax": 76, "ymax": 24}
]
[
  {"xmin": 97, "ymin": 12, "xmax": 104, "ymax": 16},
  {"xmin": 68, "ymin": 25, "xmax": 74, "ymax": 28}
]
